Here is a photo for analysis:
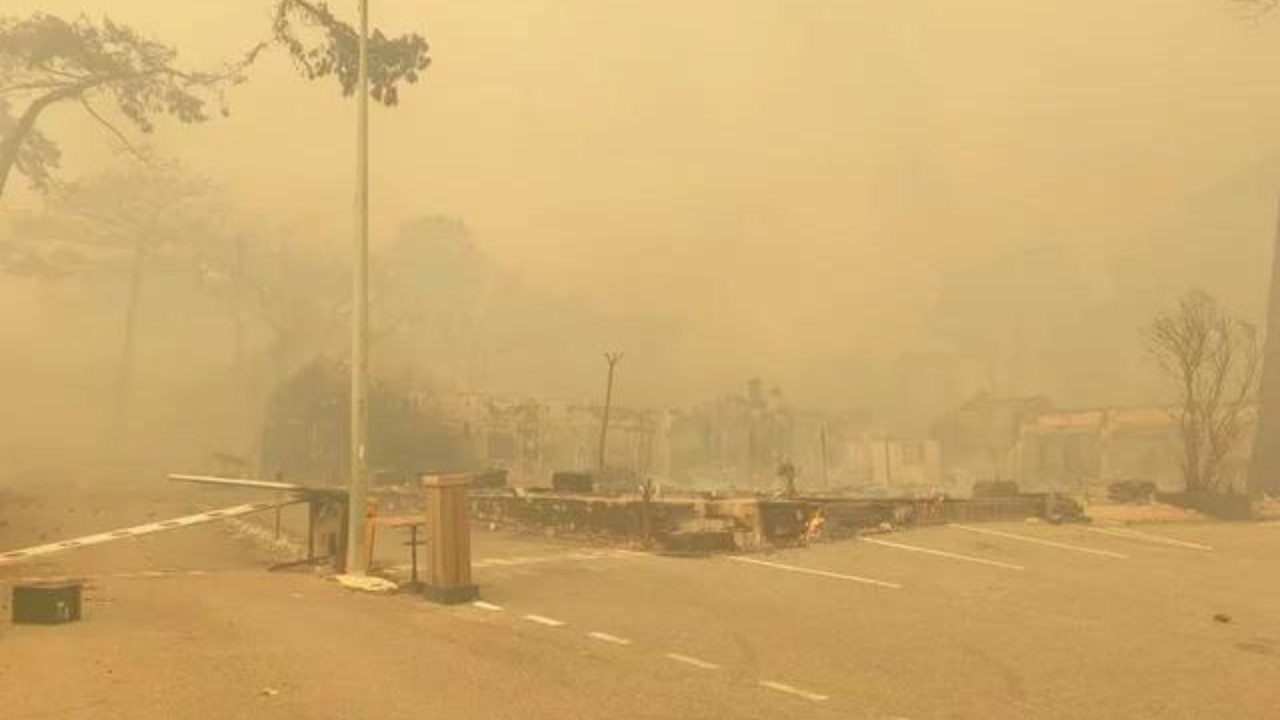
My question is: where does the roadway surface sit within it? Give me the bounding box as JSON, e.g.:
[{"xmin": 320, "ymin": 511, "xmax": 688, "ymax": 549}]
[{"xmin": 2, "ymin": 482, "xmax": 1279, "ymax": 719}]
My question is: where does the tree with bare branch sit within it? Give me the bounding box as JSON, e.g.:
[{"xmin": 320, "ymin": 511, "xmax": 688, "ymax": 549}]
[
  {"xmin": 0, "ymin": 14, "xmax": 256, "ymax": 197},
  {"xmin": 0, "ymin": 5, "xmax": 429, "ymax": 199},
  {"xmin": 3, "ymin": 165, "xmax": 226, "ymax": 412},
  {"xmin": 1144, "ymin": 290, "xmax": 1261, "ymax": 493}
]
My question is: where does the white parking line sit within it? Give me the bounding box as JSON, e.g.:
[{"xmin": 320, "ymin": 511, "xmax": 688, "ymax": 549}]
[
  {"xmin": 472, "ymin": 601, "xmax": 503, "ymax": 612},
  {"xmin": 1087, "ymin": 526, "xmax": 1213, "ymax": 551},
  {"xmin": 758, "ymin": 680, "xmax": 829, "ymax": 702},
  {"xmin": 950, "ymin": 524, "xmax": 1128, "ymax": 559},
  {"xmin": 588, "ymin": 631, "xmax": 633, "ymax": 646},
  {"xmin": 727, "ymin": 555, "xmax": 902, "ymax": 589},
  {"xmin": 0, "ymin": 501, "xmax": 290, "ymax": 567},
  {"xmin": 3, "ymin": 569, "xmax": 235, "ymax": 584},
  {"xmin": 665, "ymin": 653, "xmax": 720, "ymax": 670},
  {"xmin": 862, "ymin": 537, "xmax": 1025, "ymax": 571},
  {"xmin": 523, "ymin": 614, "xmax": 567, "ymax": 627},
  {"xmin": 468, "ymin": 550, "xmax": 634, "ymax": 570}
]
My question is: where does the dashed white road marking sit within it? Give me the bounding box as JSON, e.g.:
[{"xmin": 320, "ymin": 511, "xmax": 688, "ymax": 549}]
[
  {"xmin": 758, "ymin": 680, "xmax": 830, "ymax": 702},
  {"xmin": 523, "ymin": 614, "xmax": 567, "ymax": 627},
  {"xmin": 863, "ymin": 537, "xmax": 1026, "ymax": 571},
  {"xmin": 728, "ymin": 555, "xmax": 902, "ymax": 589},
  {"xmin": 950, "ymin": 524, "xmax": 1128, "ymax": 559},
  {"xmin": 665, "ymin": 653, "xmax": 720, "ymax": 670},
  {"xmin": 587, "ymin": 631, "xmax": 632, "ymax": 646},
  {"xmin": 1087, "ymin": 526, "xmax": 1213, "ymax": 551},
  {"xmin": 472, "ymin": 601, "xmax": 503, "ymax": 612}
]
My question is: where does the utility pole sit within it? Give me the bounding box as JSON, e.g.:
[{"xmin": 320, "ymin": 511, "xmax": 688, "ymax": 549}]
[
  {"xmin": 346, "ymin": 0, "xmax": 371, "ymax": 575},
  {"xmin": 597, "ymin": 352, "xmax": 624, "ymax": 472}
]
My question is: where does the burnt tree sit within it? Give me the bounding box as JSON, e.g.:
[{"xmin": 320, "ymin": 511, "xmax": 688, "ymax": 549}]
[
  {"xmin": 0, "ymin": 5, "xmax": 429, "ymax": 198},
  {"xmin": 1145, "ymin": 290, "xmax": 1261, "ymax": 494},
  {"xmin": 0, "ymin": 14, "xmax": 251, "ymax": 197}
]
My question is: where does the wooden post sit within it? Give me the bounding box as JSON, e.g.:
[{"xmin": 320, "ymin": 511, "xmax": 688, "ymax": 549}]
[{"xmin": 422, "ymin": 473, "xmax": 478, "ymax": 604}]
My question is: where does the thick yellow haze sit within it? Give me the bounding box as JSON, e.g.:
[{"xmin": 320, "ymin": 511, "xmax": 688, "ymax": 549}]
[{"xmin": 7, "ymin": 0, "xmax": 1280, "ymax": 410}]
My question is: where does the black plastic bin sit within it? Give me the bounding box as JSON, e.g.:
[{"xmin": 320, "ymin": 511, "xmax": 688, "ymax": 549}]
[{"xmin": 12, "ymin": 581, "xmax": 82, "ymax": 625}]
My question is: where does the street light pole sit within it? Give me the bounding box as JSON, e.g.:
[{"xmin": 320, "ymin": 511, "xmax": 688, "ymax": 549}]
[{"xmin": 346, "ymin": 0, "xmax": 371, "ymax": 575}]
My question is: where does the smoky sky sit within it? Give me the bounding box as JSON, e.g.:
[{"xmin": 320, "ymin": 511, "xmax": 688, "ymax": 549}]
[{"xmin": 7, "ymin": 0, "xmax": 1280, "ymax": 416}]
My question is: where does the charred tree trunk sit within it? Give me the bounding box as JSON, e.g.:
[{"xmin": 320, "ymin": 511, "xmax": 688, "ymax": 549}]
[
  {"xmin": 0, "ymin": 80, "xmax": 104, "ymax": 199},
  {"xmin": 1248, "ymin": 199, "xmax": 1280, "ymax": 496},
  {"xmin": 114, "ymin": 246, "xmax": 146, "ymax": 417},
  {"xmin": 0, "ymin": 95, "xmax": 55, "ymax": 198},
  {"xmin": 232, "ymin": 236, "xmax": 245, "ymax": 376}
]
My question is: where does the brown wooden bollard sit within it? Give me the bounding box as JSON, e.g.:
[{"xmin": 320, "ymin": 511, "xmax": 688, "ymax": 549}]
[{"xmin": 421, "ymin": 473, "xmax": 479, "ymax": 604}]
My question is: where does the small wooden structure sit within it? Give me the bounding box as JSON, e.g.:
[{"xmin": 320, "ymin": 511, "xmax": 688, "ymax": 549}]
[
  {"xmin": 421, "ymin": 473, "xmax": 478, "ymax": 604},
  {"xmin": 368, "ymin": 514, "xmax": 427, "ymax": 586}
]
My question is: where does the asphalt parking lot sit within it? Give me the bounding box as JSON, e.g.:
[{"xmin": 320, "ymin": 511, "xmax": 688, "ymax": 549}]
[
  {"xmin": 459, "ymin": 519, "xmax": 1280, "ymax": 719},
  {"xmin": 3, "ymin": 489, "xmax": 1278, "ymax": 720}
]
